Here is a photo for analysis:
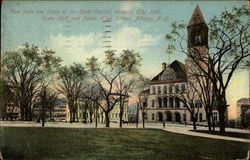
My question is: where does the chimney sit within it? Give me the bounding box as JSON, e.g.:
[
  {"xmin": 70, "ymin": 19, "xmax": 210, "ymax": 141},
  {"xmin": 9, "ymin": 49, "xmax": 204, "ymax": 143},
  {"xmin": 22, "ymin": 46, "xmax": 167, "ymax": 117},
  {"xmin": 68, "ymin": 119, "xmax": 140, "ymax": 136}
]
[{"xmin": 162, "ymin": 62, "xmax": 167, "ymax": 70}]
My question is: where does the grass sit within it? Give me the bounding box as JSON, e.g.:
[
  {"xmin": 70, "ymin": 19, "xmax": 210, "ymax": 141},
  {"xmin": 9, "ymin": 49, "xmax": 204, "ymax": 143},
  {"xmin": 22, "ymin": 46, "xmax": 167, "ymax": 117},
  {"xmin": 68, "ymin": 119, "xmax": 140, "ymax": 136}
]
[
  {"xmin": 0, "ymin": 127, "xmax": 249, "ymax": 160},
  {"xmin": 191, "ymin": 130, "xmax": 250, "ymax": 139}
]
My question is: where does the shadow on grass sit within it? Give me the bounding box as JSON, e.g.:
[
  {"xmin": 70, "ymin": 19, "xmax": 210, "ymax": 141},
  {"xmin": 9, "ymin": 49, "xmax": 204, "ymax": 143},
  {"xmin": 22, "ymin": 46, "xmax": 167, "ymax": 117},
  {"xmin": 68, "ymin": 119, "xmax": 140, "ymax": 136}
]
[
  {"xmin": 190, "ymin": 130, "xmax": 250, "ymax": 139},
  {"xmin": 1, "ymin": 146, "xmax": 26, "ymax": 159}
]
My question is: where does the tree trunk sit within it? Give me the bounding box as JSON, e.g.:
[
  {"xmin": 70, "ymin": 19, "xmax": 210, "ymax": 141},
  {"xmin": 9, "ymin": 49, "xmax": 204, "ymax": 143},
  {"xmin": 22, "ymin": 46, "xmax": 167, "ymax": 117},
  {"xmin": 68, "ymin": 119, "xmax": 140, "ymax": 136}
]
[
  {"xmin": 191, "ymin": 113, "xmax": 196, "ymax": 130},
  {"xmin": 219, "ymin": 111, "xmax": 226, "ymax": 133},
  {"xmin": 142, "ymin": 112, "xmax": 145, "ymax": 128},
  {"xmin": 205, "ymin": 108, "xmax": 212, "ymax": 131},
  {"xmin": 83, "ymin": 108, "xmax": 87, "ymax": 123},
  {"xmin": 119, "ymin": 99, "xmax": 124, "ymax": 128},
  {"xmin": 218, "ymin": 99, "xmax": 227, "ymax": 133},
  {"xmin": 20, "ymin": 106, "xmax": 24, "ymax": 121},
  {"xmin": 89, "ymin": 111, "xmax": 93, "ymax": 123},
  {"xmin": 95, "ymin": 109, "xmax": 98, "ymax": 128},
  {"xmin": 105, "ymin": 112, "xmax": 110, "ymax": 127}
]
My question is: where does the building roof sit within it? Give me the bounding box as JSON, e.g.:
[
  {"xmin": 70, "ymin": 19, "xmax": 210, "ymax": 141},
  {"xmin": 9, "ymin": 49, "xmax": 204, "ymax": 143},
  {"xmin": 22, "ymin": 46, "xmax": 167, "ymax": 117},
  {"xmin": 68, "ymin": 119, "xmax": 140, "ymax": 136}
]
[
  {"xmin": 188, "ymin": 5, "xmax": 207, "ymax": 26},
  {"xmin": 150, "ymin": 60, "xmax": 187, "ymax": 84},
  {"xmin": 237, "ymin": 98, "xmax": 250, "ymax": 103}
]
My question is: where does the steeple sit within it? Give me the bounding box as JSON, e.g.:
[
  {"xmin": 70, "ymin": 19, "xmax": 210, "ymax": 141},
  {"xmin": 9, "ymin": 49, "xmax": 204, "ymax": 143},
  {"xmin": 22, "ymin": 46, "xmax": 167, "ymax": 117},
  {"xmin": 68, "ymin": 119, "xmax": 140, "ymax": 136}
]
[
  {"xmin": 187, "ymin": 5, "xmax": 208, "ymax": 48},
  {"xmin": 188, "ymin": 5, "xmax": 206, "ymax": 27}
]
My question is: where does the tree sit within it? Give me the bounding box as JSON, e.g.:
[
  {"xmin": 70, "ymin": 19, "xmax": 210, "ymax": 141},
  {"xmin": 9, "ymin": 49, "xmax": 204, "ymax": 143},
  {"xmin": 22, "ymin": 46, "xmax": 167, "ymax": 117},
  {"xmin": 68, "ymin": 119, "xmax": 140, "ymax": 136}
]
[
  {"xmin": 133, "ymin": 75, "xmax": 150, "ymax": 128},
  {"xmin": 166, "ymin": 5, "xmax": 249, "ymax": 133},
  {"xmin": 2, "ymin": 43, "xmax": 61, "ymax": 121},
  {"xmin": 81, "ymin": 84, "xmax": 102, "ymax": 127},
  {"xmin": 85, "ymin": 49, "xmax": 142, "ymax": 127},
  {"xmin": 57, "ymin": 63, "xmax": 87, "ymax": 123},
  {"xmin": 174, "ymin": 78, "xmax": 201, "ymax": 130}
]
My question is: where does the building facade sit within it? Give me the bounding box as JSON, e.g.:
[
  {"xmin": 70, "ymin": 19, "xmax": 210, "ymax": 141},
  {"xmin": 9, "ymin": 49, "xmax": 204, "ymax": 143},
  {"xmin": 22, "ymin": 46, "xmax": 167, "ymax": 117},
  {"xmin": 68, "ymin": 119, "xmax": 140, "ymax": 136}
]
[
  {"xmin": 66, "ymin": 100, "xmax": 129, "ymax": 124},
  {"xmin": 236, "ymin": 98, "xmax": 250, "ymax": 127},
  {"xmin": 138, "ymin": 5, "xmax": 219, "ymax": 125}
]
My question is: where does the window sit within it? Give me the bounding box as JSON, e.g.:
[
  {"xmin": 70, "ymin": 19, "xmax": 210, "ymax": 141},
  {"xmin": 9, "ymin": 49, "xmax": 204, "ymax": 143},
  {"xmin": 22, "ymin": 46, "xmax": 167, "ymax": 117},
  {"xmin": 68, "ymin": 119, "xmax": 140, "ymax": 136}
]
[
  {"xmin": 175, "ymin": 97, "xmax": 180, "ymax": 108},
  {"xmin": 169, "ymin": 97, "xmax": 173, "ymax": 108},
  {"xmin": 144, "ymin": 113, "xmax": 148, "ymax": 120},
  {"xmin": 164, "ymin": 86, "xmax": 167, "ymax": 94},
  {"xmin": 199, "ymin": 113, "xmax": 203, "ymax": 122},
  {"xmin": 169, "ymin": 85, "xmax": 172, "ymax": 93},
  {"xmin": 158, "ymin": 98, "xmax": 162, "ymax": 108},
  {"xmin": 165, "ymin": 74, "xmax": 173, "ymax": 80},
  {"xmin": 158, "ymin": 86, "xmax": 161, "ymax": 94},
  {"xmin": 152, "ymin": 114, "xmax": 154, "ymax": 120},
  {"xmin": 163, "ymin": 97, "xmax": 168, "ymax": 108},
  {"xmin": 152, "ymin": 100, "xmax": 155, "ymax": 108},
  {"xmin": 152, "ymin": 86, "xmax": 156, "ymax": 94},
  {"xmin": 198, "ymin": 35, "xmax": 202, "ymax": 43}
]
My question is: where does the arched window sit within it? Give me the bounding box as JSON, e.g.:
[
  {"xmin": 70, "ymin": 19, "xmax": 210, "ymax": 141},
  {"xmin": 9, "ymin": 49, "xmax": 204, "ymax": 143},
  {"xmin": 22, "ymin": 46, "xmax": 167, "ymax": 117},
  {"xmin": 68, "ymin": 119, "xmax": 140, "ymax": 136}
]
[
  {"xmin": 166, "ymin": 112, "xmax": 172, "ymax": 121},
  {"xmin": 175, "ymin": 112, "xmax": 181, "ymax": 122},
  {"xmin": 198, "ymin": 35, "xmax": 202, "ymax": 43},
  {"xmin": 152, "ymin": 114, "xmax": 154, "ymax": 120}
]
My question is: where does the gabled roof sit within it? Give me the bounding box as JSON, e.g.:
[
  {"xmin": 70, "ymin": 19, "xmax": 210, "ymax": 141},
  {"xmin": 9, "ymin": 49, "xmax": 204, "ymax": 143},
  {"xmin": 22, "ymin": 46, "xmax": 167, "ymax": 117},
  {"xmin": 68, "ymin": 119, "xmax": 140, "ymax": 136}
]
[
  {"xmin": 150, "ymin": 60, "xmax": 187, "ymax": 84},
  {"xmin": 188, "ymin": 5, "xmax": 207, "ymax": 26},
  {"xmin": 237, "ymin": 98, "xmax": 250, "ymax": 102}
]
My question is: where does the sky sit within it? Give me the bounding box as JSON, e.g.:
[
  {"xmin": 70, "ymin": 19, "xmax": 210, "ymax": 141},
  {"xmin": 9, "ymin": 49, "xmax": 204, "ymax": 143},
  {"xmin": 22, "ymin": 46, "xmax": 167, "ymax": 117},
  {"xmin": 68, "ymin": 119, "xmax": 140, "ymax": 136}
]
[{"xmin": 1, "ymin": 1, "xmax": 249, "ymax": 119}]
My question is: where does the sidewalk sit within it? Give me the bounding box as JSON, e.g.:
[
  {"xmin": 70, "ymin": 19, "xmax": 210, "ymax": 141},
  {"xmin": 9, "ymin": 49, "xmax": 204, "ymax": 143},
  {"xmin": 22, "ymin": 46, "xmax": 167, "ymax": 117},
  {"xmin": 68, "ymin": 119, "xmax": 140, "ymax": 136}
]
[{"xmin": 1, "ymin": 121, "xmax": 249, "ymax": 143}]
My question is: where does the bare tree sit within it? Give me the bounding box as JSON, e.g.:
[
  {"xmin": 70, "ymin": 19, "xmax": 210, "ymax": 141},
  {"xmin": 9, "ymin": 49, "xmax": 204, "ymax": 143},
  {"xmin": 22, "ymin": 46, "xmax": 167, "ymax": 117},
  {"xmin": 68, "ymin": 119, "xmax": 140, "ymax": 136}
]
[{"xmin": 133, "ymin": 75, "xmax": 150, "ymax": 128}]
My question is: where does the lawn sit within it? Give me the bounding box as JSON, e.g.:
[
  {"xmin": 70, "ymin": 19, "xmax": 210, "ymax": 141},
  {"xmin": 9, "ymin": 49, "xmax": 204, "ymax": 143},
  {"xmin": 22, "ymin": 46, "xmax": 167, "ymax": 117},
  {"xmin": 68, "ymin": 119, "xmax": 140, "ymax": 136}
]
[{"xmin": 0, "ymin": 127, "xmax": 248, "ymax": 160}]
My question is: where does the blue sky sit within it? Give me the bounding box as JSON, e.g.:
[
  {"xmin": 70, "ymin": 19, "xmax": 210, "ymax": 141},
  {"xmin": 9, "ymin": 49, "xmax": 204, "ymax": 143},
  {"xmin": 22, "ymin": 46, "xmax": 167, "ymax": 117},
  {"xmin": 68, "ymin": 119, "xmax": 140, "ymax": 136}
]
[{"xmin": 1, "ymin": 1, "xmax": 249, "ymax": 119}]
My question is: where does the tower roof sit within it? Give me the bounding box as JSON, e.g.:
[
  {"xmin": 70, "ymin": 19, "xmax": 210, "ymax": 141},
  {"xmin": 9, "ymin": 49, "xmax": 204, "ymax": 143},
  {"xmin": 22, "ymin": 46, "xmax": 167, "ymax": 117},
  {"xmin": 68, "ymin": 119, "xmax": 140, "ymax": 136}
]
[{"xmin": 188, "ymin": 5, "xmax": 206, "ymax": 26}]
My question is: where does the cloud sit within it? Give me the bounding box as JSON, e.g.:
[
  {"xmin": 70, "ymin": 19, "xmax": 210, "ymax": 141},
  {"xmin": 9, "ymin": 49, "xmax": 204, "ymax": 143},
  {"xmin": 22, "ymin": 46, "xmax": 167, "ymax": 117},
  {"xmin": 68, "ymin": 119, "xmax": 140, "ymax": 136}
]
[
  {"xmin": 111, "ymin": 26, "xmax": 160, "ymax": 51},
  {"xmin": 47, "ymin": 32, "xmax": 105, "ymax": 66},
  {"xmin": 47, "ymin": 26, "xmax": 160, "ymax": 66},
  {"xmin": 120, "ymin": 2, "xmax": 141, "ymax": 11}
]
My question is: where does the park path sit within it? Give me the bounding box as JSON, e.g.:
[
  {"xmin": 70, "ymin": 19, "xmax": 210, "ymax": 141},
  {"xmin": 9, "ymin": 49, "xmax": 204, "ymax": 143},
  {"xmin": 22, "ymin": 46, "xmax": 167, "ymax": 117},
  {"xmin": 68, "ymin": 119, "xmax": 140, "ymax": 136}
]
[{"xmin": 0, "ymin": 121, "xmax": 249, "ymax": 143}]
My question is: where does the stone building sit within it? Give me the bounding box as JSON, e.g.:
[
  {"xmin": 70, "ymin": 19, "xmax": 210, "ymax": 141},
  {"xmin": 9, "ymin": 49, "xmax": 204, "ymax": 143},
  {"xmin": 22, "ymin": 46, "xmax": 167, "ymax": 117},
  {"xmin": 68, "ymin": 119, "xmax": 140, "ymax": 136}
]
[
  {"xmin": 138, "ymin": 5, "xmax": 219, "ymax": 125},
  {"xmin": 66, "ymin": 99, "xmax": 129, "ymax": 124},
  {"xmin": 236, "ymin": 98, "xmax": 250, "ymax": 127}
]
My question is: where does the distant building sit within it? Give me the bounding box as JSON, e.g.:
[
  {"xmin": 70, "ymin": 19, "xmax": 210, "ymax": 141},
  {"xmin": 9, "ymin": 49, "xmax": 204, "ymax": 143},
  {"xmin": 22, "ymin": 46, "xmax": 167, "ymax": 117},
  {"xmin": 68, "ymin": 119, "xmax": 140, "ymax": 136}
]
[
  {"xmin": 66, "ymin": 98, "xmax": 129, "ymax": 124},
  {"xmin": 236, "ymin": 98, "xmax": 250, "ymax": 127},
  {"xmin": 33, "ymin": 98, "xmax": 67, "ymax": 121},
  {"xmin": 128, "ymin": 104, "xmax": 137, "ymax": 123}
]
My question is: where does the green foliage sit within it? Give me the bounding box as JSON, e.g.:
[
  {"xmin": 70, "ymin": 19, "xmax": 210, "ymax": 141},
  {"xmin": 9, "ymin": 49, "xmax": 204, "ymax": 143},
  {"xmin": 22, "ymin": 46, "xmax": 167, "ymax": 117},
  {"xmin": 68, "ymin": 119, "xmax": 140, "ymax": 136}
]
[
  {"xmin": 2, "ymin": 43, "xmax": 62, "ymax": 120},
  {"xmin": 58, "ymin": 63, "xmax": 87, "ymax": 82},
  {"xmin": 86, "ymin": 56, "xmax": 100, "ymax": 73}
]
